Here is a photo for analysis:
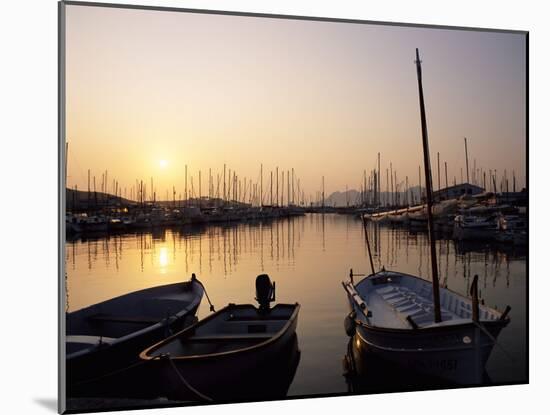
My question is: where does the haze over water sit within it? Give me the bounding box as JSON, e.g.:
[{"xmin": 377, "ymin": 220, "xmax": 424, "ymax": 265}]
[{"xmin": 66, "ymin": 214, "xmax": 527, "ymax": 395}]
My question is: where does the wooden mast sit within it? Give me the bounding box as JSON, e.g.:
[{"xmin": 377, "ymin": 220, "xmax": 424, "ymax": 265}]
[{"xmin": 415, "ymin": 48, "xmax": 442, "ymax": 323}]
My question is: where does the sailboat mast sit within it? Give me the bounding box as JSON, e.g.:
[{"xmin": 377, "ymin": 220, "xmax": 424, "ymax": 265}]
[
  {"xmin": 464, "ymin": 137, "xmax": 470, "ymax": 184},
  {"xmin": 415, "ymin": 48, "xmax": 442, "ymax": 323},
  {"xmin": 377, "ymin": 152, "xmax": 381, "ymax": 208}
]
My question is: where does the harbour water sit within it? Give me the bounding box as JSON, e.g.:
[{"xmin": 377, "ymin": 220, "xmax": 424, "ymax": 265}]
[{"xmin": 65, "ymin": 213, "xmax": 527, "ymax": 397}]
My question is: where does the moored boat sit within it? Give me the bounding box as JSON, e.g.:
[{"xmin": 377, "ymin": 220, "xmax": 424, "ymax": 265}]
[
  {"xmin": 452, "ymin": 214, "xmax": 497, "ymax": 240},
  {"xmin": 139, "ymin": 274, "xmax": 300, "ymax": 402},
  {"xmin": 343, "ymin": 48, "xmax": 511, "ymax": 387},
  {"xmin": 67, "ymin": 275, "xmax": 204, "ymax": 394},
  {"xmin": 82, "ymin": 215, "xmax": 109, "ymax": 233},
  {"xmin": 343, "ymin": 270, "xmax": 510, "ymax": 384}
]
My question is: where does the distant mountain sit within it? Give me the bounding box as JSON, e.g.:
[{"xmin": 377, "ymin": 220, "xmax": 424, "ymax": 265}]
[
  {"xmin": 66, "ymin": 188, "xmax": 132, "ymax": 210},
  {"xmin": 65, "ymin": 188, "xmax": 250, "ymax": 210},
  {"xmin": 323, "ymin": 190, "xmax": 361, "ymax": 207}
]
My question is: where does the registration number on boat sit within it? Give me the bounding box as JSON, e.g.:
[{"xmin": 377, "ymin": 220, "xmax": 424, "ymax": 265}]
[{"xmin": 407, "ymin": 358, "xmax": 458, "ymax": 372}]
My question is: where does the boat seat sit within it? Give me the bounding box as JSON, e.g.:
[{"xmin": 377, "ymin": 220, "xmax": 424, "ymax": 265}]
[
  {"xmin": 376, "ymin": 286, "xmax": 397, "ymax": 296},
  {"xmin": 225, "ymin": 315, "xmax": 290, "ymax": 322},
  {"xmin": 396, "ymin": 303, "xmax": 422, "ymax": 313},
  {"xmin": 66, "ymin": 335, "xmax": 116, "ymax": 345},
  {"xmin": 87, "ymin": 313, "xmax": 162, "ymax": 325},
  {"xmin": 189, "ymin": 333, "xmax": 273, "ymax": 341},
  {"xmin": 225, "ymin": 319, "xmax": 286, "ymax": 325},
  {"xmin": 387, "ymin": 295, "xmax": 414, "ymax": 306},
  {"xmin": 381, "ymin": 292, "xmax": 403, "ymax": 301}
]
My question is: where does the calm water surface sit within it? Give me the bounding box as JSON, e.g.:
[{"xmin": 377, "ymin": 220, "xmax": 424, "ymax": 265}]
[{"xmin": 66, "ymin": 213, "xmax": 527, "ymax": 396}]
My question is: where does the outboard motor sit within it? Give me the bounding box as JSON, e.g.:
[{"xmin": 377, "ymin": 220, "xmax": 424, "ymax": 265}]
[{"xmin": 255, "ymin": 274, "xmax": 276, "ymax": 312}]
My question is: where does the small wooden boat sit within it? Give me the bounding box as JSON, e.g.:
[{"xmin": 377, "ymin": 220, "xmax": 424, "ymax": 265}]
[
  {"xmin": 344, "ymin": 49, "xmax": 511, "ymax": 386},
  {"xmin": 343, "ymin": 270, "xmax": 510, "ymax": 385},
  {"xmin": 67, "ymin": 275, "xmax": 204, "ymax": 392},
  {"xmin": 139, "ymin": 274, "xmax": 300, "ymax": 402}
]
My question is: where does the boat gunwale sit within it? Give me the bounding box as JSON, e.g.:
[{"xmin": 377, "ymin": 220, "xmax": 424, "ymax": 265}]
[
  {"xmin": 139, "ymin": 302, "xmax": 300, "ymax": 362},
  {"xmin": 68, "ymin": 280, "xmax": 203, "ymax": 315},
  {"xmin": 346, "ymin": 270, "xmax": 510, "ymax": 335},
  {"xmin": 66, "ymin": 280, "xmax": 204, "ymax": 359},
  {"xmin": 353, "ymin": 325, "xmax": 501, "ymax": 353}
]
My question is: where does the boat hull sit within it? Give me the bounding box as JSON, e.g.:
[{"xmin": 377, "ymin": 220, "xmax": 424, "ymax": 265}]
[
  {"xmin": 140, "ymin": 303, "xmax": 300, "ymax": 402},
  {"xmin": 343, "ymin": 270, "xmax": 509, "ymax": 385},
  {"xmin": 66, "ymin": 280, "xmax": 204, "ymax": 396},
  {"xmin": 353, "ymin": 320, "xmax": 506, "ymax": 385},
  {"xmin": 67, "ymin": 307, "xmax": 199, "ymax": 396},
  {"xmin": 150, "ymin": 331, "xmax": 299, "ymax": 402}
]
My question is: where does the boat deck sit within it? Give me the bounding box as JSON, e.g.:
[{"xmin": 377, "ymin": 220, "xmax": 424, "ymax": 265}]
[
  {"xmin": 147, "ymin": 304, "xmax": 297, "ymax": 358},
  {"xmin": 367, "ymin": 284, "xmax": 459, "ymax": 329},
  {"xmin": 351, "ymin": 272, "xmax": 501, "ymax": 330}
]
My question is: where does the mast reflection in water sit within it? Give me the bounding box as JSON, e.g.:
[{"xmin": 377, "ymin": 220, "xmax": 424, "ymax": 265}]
[{"xmin": 66, "ymin": 214, "xmax": 526, "ymax": 396}]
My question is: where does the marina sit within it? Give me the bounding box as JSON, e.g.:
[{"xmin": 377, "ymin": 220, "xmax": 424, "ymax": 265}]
[
  {"xmin": 65, "ymin": 212, "xmax": 527, "ymax": 406},
  {"xmin": 59, "ymin": 7, "xmax": 528, "ymax": 411},
  {"xmin": 62, "ymin": 47, "xmax": 528, "ymax": 409}
]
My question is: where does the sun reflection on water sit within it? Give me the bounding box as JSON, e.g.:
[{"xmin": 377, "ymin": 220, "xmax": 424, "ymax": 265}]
[{"xmin": 159, "ymin": 246, "xmax": 169, "ymax": 273}]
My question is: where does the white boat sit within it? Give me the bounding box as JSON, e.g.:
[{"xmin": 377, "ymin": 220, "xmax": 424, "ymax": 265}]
[
  {"xmin": 343, "ymin": 270, "xmax": 510, "ymax": 384},
  {"xmin": 343, "ymin": 49, "xmax": 511, "ymax": 386},
  {"xmin": 67, "ymin": 275, "xmax": 204, "ymax": 394},
  {"xmin": 453, "ymin": 214, "xmax": 497, "ymax": 240},
  {"xmin": 139, "ymin": 275, "xmax": 300, "ymax": 402}
]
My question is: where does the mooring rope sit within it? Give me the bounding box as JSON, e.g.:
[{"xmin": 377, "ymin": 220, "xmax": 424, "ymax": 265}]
[
  {"xmin": 472, "ymin": 320, "xmax": 517, "ymax": 364},
  {"xmin": 72, "ymin": 357, "xmax": 151, "ymax": 387},
  {"xmin": 165, "ymin": 356, "xmax": 213, "ymax": 403},
  {"xmin": 192, "ymin": 273, "xmax": 216, "ymax": 312}
]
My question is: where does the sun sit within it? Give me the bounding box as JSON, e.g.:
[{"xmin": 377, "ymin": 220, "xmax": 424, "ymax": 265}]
[{"xmin": 159, "ymin": 159, "xmax": 168, "ymax": 169}]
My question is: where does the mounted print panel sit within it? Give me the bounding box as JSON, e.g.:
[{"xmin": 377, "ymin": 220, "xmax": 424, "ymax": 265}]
[{"xmin": 59, "ymin": 1, "xmax": 528, "ymax": 413}]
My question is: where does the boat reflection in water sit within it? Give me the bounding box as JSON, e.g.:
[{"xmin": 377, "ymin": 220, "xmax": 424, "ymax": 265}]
[{"xmin": 67, "ymin": 212, "xmax": 526, "ymax": 399}]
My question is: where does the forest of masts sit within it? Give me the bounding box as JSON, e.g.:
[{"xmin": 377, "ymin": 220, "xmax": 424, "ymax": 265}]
[
  {"xmin": 347, "ymin": 139, "xmax": 522, "ymax": 209},
  {"xmin": 71, "ymin": 163, "xmax": 312, "ymax": 209},
  {"xmin": 68, "ymin": 138, "xmax": 522, "ymax": 210}
]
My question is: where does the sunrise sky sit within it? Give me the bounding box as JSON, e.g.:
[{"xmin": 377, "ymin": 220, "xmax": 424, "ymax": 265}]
[{"xmin": 65, "ymin": 3, "xmax": 526, "ymax": 200}]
